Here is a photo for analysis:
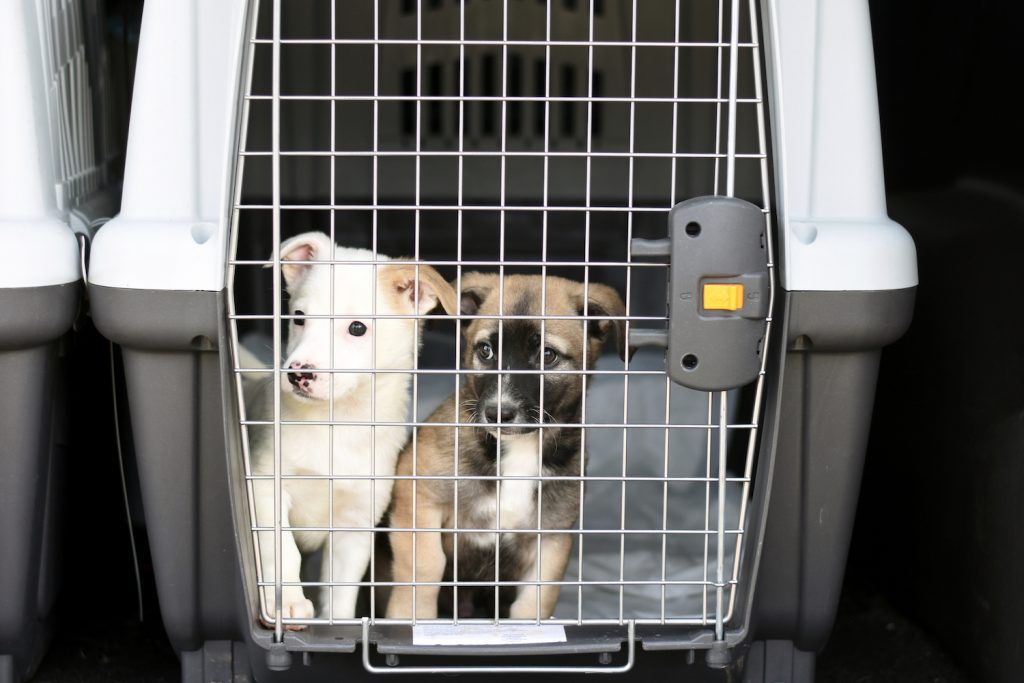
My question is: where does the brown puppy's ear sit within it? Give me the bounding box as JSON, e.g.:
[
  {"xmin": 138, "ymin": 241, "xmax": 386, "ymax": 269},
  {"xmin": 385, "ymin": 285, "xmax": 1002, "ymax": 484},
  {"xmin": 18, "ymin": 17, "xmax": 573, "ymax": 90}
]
[
  {"xmin": 574, "ymin": 282, "xmax": 633, "ymax": 362},
  {"xmin": 454, "ymin": 272, "xmax": 499, "ymax": 321},
  {"xmin": 275, "ymin": 231, "xmax": 334, "ymax": 291},
  {"xmin": 380, "ymin": 262, "xmax": 459, "ymax": 316}
]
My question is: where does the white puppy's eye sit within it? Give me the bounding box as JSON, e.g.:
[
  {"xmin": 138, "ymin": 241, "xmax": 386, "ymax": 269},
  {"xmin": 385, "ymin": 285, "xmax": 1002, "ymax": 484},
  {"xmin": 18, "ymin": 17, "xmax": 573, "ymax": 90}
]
[
  {"xmin": 477, "ymin": 341, "xmax": 494, "ymax": 362},
  {"xmin": 543, "ymin": 347, "xmax": 559, "ymax": 367},
  {"xmin": 293, "ymin": 310, "xmax": 305, "ymax": 326},
  {"xmin": 348, "ymin": 321, "xmax": 367, "ymax": 337}
]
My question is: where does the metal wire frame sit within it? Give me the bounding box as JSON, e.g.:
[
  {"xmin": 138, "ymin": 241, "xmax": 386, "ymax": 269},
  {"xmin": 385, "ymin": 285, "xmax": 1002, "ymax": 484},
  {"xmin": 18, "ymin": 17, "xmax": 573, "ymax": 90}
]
[
  {"xmin": 240, "ymin": 419, "xmax": 758, "ymax": 430},
  {"xmin": 230, "ymin": 267, "xmax": 669, "ymax": 277},
  {"xmin": 243, "ymin": 475, "xmax": 753, "ymax": 483},
  {"xmin": 252, "ymin": 38, "xmax": 758, "ymax": 48},
  {"xmin": 260, "ymin": 578, "xmax": 740, "ymax": 586},
  {"xmin": 237, "ymin": 149, "xmax": 765, "ymax": 158},
  {"xmin": 233, "ymin": 203, "xmax": 755, "ymax": 212},
  {"xmin": 248, "ymin": 527, "xmax": 749, "ymax": 536},
  {"xmin": 242, "ymin": 99, "xmax": 762, "ymax": 108},
  {"xmin": 227, "ymin": 0, "xmax": 775, "ymax": 644}
]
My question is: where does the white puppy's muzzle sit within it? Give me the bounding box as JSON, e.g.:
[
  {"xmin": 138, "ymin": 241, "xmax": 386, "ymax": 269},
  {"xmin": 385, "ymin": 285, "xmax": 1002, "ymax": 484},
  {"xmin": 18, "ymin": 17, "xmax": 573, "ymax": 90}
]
[{"xmin": 283, "ymin": 356, "xmax": 364, "ymax": 402}]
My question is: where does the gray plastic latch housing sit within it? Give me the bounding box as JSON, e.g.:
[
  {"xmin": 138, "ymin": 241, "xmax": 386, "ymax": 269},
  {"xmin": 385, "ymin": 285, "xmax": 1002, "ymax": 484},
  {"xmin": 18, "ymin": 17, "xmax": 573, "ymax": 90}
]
[{"xmin": 630, "ymin": 196, "xmax": 769, "ymax": 391}]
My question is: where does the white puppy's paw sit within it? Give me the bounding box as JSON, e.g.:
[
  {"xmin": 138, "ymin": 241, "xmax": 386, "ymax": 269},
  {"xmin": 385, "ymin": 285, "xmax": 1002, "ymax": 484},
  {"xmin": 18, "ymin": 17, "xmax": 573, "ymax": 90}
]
[{"xmin": 261, "ymin": 590, "xmax": 316, "ymax": 630}]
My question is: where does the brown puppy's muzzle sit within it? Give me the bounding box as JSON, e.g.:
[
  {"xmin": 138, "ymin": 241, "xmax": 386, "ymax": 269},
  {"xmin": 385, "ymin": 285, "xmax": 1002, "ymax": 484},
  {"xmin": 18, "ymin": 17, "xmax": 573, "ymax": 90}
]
[{"xmin": 476, "ymin": 384, "xmax": 539, "ymax": 435}]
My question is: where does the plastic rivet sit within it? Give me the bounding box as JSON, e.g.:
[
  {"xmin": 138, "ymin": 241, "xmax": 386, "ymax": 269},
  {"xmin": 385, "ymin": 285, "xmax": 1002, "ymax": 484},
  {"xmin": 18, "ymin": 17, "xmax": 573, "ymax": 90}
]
[
  {"xmin": 705, "ymin": 641, "xmax": 731, "ymax": 669},
  {"xmin": 266, "ymin": 643, "xmax": 292, "ymax": 671}
]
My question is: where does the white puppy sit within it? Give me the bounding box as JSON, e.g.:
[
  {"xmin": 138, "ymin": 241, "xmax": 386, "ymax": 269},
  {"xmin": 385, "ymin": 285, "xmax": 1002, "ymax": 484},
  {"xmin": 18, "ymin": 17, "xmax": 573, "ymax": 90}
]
[{"xmin": 245, "ymin": 231, "xmax": 455, "ymax": 626}]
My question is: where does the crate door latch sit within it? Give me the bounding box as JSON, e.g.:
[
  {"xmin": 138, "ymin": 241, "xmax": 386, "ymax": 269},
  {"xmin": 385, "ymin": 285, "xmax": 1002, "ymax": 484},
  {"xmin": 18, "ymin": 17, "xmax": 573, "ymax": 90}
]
[{"xmin": 630, "ymin": 196, "xmax": 770, "ymax": 392}]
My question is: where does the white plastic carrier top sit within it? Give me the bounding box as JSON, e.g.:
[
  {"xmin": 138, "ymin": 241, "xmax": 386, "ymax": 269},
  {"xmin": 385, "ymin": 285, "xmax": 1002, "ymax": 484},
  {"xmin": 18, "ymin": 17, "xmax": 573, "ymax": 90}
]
[
  {"xmin": 88, "ymin": 0, "xmax": 249, "ymax": 291},
  {"xmin": 0, "ymin": 1, "xmax": 80, "ymax": 289},
  {"xmin": 88, "ymin": 0, "xmax": 917, "ymax": 293},
  {"xmin": 764, "ymin": 0, "xmax": 917, "ymax": 291}
]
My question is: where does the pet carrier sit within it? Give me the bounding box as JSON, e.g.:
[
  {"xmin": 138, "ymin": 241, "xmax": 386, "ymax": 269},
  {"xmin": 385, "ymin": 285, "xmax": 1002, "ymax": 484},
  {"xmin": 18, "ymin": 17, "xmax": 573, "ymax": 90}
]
[
  {"xmin": 88, "ymin": 0, "xmax": 916, "ymax": 681},
  {"xmin": 0, "ymin": 1, "xmax": 125, "ymax": 681}
]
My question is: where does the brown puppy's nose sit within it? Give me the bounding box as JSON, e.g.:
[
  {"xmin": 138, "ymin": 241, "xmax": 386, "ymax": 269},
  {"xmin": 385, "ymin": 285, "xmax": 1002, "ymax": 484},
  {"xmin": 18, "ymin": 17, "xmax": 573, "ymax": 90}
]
[
  {"xmin": 483, "ymin": 403, "xmax": 517, "ymax": 424},
  {"xmin": 287, "ymin": 361, "xmax": 316, "ymax": 388}
]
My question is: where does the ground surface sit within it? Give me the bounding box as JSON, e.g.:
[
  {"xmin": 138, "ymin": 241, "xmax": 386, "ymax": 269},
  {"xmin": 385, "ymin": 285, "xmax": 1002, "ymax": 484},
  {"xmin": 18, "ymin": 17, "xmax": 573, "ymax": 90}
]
[{"xmin": 816, "ymin": 580, "xmax": 971, "ymax": 683}]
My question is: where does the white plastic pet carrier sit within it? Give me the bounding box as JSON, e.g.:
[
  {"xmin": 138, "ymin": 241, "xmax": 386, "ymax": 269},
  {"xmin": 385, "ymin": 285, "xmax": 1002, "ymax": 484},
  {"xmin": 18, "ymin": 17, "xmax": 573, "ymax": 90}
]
[
  {"xmin": 0, "ymin": 1, "xmax": 126, "ymax": 681},
  {"xmin": 89, "ymin": 1, "xmax": 917, "ymax": 681}
]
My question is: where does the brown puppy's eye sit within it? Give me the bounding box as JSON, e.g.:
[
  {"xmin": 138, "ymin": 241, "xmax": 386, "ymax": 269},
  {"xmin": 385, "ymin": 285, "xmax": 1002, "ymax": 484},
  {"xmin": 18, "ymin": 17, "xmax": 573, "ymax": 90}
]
[
  {"xmin": 348, "ymin": 321, "xmax": 367, "ymax": 337},
  {"xmin": 293, "ymin": 310, "xmax": 305, "ymax": 326},
  {"xmin": 477, "ymin": 342, "xmax": 495, "ymax": 362},
  {"xmin": 543, "ymin": 347, "xmax": 559, "ymax": 367}
]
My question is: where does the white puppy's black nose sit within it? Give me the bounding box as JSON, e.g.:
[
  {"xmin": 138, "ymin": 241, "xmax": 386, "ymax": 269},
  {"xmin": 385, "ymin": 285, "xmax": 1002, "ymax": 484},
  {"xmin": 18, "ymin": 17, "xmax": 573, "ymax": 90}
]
[
  {"xmin": 287, "ymin": 361, "xmax": 316, "ymax": 389},
  {"xmin": 483, "ymin": 403, "xmax": 518, "ymax": 424}
]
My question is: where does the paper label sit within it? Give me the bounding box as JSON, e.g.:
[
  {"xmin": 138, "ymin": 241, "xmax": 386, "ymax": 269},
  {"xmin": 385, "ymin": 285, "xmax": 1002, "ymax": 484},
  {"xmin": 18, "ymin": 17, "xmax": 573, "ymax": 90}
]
[{"xmin": 412, "ymin": 623, "xmax": 568, "ymax": 646}]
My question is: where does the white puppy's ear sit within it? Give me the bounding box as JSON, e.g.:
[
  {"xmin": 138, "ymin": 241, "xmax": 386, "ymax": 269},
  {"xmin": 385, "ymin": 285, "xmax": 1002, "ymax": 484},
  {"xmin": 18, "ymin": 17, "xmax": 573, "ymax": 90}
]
[
  {"xmin": 275, "ymin": 232, "xmax": 334, "ymax": 291},
  {"xmin": 381, "ymin": 263, "xmax": 459, "ymax": 316}
]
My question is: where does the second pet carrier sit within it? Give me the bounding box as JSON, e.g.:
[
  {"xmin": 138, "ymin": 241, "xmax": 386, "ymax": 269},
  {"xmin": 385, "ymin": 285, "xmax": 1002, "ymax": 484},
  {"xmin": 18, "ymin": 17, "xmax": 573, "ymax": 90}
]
[
  {"xmin": 89, "ymin": 0, "xmax": 916, "ymax": 681},
  {"xmin": 0, "ymin": 0, "xmax": 128, "ymax": 680}
]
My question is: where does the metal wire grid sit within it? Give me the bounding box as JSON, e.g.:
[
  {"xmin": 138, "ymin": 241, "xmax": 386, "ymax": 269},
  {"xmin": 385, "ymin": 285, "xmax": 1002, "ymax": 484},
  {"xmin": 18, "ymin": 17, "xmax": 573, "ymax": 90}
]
[{"xmin": 226, "ymin": 0, "xmax": 775, "ymax": 645}]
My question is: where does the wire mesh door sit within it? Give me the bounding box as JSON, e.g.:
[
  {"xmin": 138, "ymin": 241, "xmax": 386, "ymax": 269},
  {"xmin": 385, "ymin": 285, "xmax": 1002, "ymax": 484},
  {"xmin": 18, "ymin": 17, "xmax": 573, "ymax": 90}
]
[{"xmin": 227, "ymin": 0, "xmax": 775, "ymax": 653}]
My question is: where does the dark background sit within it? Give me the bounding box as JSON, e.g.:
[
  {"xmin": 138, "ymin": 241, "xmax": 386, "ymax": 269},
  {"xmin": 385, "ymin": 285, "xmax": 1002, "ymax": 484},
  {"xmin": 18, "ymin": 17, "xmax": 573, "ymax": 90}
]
[
  {"xmin": 31, "ymin": 1, "xmax": 1024, "ymax": 681},
  {"xmin": 832, "ymin": 0, "xmax": 1024, "ymax": 681}
]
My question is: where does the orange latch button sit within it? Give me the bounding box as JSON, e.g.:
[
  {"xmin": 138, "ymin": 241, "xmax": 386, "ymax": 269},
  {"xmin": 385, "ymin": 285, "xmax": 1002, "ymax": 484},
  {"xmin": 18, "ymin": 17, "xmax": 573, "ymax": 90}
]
[{"xmin": 703, "ymin": 283, "xmax": 744, "ymax": 311}]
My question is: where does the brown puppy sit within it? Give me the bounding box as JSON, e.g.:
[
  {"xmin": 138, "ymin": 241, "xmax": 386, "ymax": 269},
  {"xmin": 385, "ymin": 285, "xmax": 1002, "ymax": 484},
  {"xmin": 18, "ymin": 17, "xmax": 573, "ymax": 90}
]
[{"xmin": 386, "ymin": 273, "xmax": 629, "ymax": 620}]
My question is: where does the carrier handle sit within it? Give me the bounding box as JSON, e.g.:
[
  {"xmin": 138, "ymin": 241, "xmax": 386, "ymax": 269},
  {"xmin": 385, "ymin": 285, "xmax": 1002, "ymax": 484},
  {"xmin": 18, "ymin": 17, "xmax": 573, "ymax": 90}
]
[{"xmin": 360, "ymin": 619, "xmax": 635, "ymax": 675}]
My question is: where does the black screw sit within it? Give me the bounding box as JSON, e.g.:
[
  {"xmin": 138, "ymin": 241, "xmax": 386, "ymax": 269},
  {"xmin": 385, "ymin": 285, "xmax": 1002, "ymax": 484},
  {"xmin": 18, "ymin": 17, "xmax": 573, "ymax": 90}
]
[
  {"xmin": 685, "ymin": 221, "xmax": 701, "ymax": 237},
  {"xmin": 681, "ymin": 354, "xmax": 699, "ymax": 370}
]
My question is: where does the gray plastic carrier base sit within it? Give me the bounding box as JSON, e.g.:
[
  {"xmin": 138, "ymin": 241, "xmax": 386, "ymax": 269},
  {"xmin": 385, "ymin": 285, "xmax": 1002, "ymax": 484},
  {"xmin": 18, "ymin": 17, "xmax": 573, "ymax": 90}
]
[
  {"xmin": 741, "ymin": 640, "xmax": 816, "ymax": 683},
  {"xmin": 177, "ymin": 636, "xmax": 816, "ymax": 681},
  {"xmin": 753, "ymin": 287, "xmax": 915, "ymax": 654},
  {"xmin": 89, "ymin": 281, "xmax": 914, "ymax": 682},
  {"xmin": 0, "ymin": 283, "xmax": 79, "ymax": 683}
]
